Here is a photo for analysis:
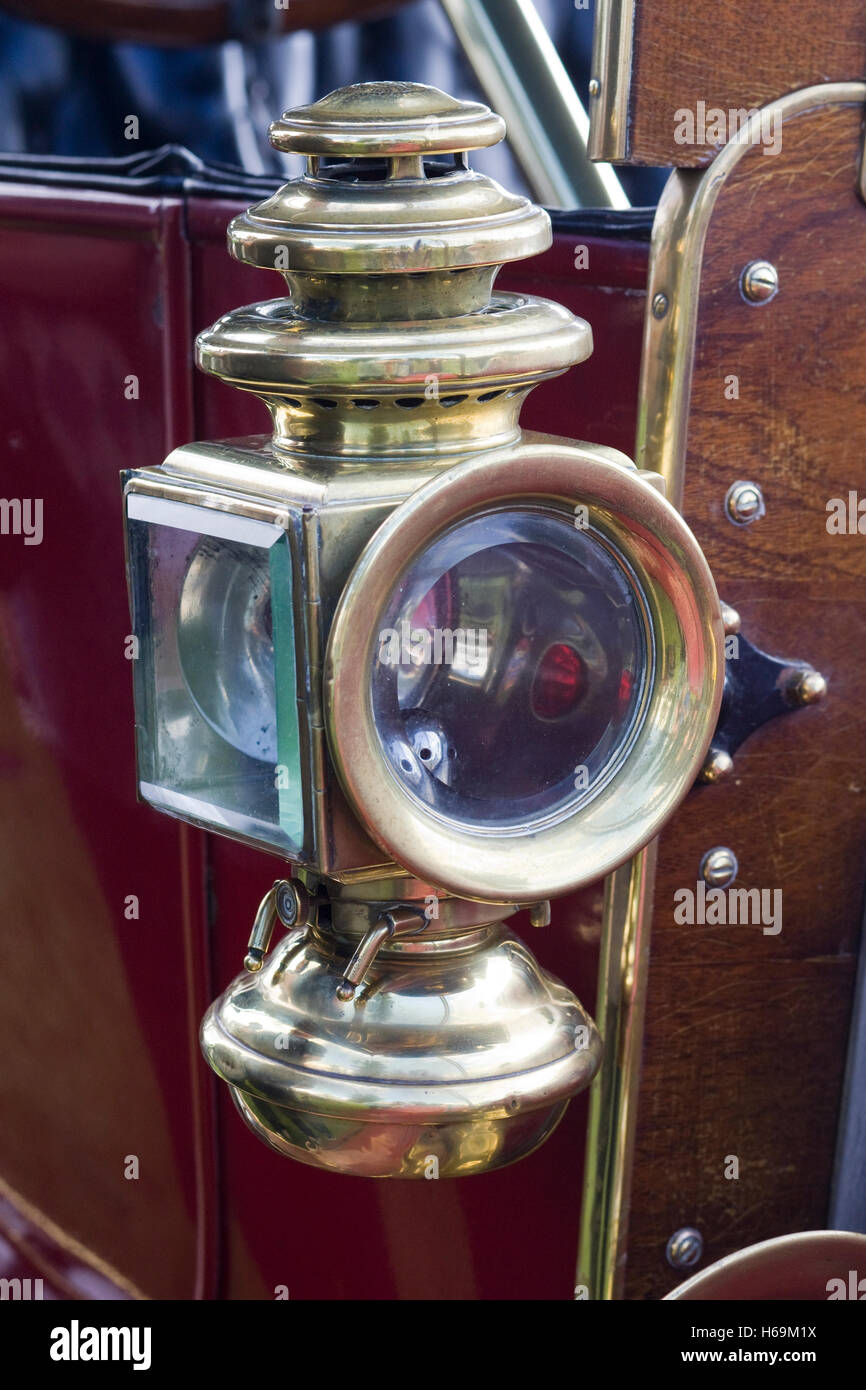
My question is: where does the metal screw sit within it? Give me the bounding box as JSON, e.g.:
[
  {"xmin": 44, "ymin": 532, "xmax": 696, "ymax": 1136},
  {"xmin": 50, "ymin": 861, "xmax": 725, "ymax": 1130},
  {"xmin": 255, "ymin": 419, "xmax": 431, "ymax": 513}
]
[
  {"xmin": 667, "ymin": 1227, "xmax": 704, "ymax": 1271},
  {"xmin": 651, "ymin": 292, "xmax": 669, "ymax": 319},
  {"xmin": 740, "ymin": 259, "xmax": 779, "ymax": 304},
  {"xmin": 700, "ymin": 847, "xmax": 738, "ymax": 888},
  {"xmin": 588, "ymin": 78, "xmax": 601, "ymax": 98},
  {"xmin": 700, "ymin": 747, "xmax": 734, "ymax": 784},
  {"xmin": 725, "ymin": 480, "xmax": 765, "ymax": 526},
  {"xmin": 720, "ymin": 602, "xmax": 741, "ymax": 635}
]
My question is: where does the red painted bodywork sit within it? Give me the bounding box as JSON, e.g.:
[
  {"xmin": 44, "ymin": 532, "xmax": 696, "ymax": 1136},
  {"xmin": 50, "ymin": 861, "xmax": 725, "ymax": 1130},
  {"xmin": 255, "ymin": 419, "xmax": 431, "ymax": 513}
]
[{"xmin": 0, "ymin": 179, "xmax": 648, "ymax": 1299}]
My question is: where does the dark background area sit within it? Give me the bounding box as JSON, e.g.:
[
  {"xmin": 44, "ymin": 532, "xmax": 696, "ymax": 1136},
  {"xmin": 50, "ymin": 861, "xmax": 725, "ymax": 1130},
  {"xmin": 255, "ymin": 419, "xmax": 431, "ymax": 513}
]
[{"xmin": 0, "ymin": 0, "xmax": 666, "ymax": 203}]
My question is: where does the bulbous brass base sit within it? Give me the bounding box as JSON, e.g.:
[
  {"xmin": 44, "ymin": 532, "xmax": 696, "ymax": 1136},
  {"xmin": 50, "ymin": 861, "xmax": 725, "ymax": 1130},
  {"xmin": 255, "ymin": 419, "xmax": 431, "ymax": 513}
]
[
  {"xmin": 201, "ymin": 900, "xmax": 602, "ymax": 1179},
  {"xmin": 229, "ymin": 1090, "xmax": 571, "ymax": 1180}
]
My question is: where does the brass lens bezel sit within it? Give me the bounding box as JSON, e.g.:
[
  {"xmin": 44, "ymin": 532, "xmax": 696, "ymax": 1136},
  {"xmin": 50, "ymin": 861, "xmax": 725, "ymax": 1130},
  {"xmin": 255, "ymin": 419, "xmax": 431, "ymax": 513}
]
[{"xmin": 325, "ymin": 442, "xmax": 724, "ymax": 901}]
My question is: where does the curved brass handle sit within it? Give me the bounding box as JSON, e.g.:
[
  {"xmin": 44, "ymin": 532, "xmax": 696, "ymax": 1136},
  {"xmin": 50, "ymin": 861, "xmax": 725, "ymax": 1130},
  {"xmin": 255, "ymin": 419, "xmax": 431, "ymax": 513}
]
[
  {"xmin": 244, "ymin": 880, "xmax": 310, "ymax": 973},
  {"xmin": 336, "ymin": 906, "xmax": 427, "ymax": 1001}
]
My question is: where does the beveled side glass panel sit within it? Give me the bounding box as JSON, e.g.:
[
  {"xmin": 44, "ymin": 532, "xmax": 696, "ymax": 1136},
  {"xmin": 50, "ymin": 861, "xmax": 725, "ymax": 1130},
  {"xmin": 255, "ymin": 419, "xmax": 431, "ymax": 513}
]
[{"xmin": 125, "ymin": 494, "xmax": 304, "ymax": 857}]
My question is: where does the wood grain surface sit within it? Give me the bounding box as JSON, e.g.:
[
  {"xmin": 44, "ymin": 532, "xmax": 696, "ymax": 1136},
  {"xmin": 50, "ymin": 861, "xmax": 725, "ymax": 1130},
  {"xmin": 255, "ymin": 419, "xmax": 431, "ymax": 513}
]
[
  {"xmin": 625, "ymin": 101, "xmax": 866, "ymax": 1297},
  {"xmin": 615, "ymin": 1, "xmax": 866, "ymax": 166}
]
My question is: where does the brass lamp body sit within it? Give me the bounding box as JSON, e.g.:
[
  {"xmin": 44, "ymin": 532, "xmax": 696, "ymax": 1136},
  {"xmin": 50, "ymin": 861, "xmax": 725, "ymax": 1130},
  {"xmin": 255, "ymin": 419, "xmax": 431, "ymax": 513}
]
[{"xmin": 123, "ymin": 82, "xmax": 724, "ymax": 1178}]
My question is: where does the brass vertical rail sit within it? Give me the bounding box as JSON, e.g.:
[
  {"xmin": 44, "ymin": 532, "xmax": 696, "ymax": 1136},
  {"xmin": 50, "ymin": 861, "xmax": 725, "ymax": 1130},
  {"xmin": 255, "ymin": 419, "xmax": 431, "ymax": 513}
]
[
  {"xmin": 577, "ymin": 840, "xmax": 657, "ymax": 1300},
  {"xmin": 586, "ymin": 0, "xmax": 635, "ymax": 163}
]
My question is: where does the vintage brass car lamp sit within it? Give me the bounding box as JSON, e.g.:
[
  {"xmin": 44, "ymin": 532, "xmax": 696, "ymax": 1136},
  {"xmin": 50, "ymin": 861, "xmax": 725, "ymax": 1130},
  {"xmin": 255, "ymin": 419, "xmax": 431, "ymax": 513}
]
[{"xmin": 123, "ymin": 83, "xmax": 724, "ymax": 1177}]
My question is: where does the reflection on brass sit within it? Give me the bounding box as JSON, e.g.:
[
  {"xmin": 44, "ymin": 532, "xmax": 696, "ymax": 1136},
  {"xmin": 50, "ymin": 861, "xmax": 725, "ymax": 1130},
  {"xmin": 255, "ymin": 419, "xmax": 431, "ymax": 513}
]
[
  {"xmin": 335, "ymin": 905, "xmax": 427, "ymax": 1001},
  {"xmin": 201, "ymin": 881, "xmax": 602, "ymax": 1179},
  {"xmin": 587, "ymin": 0, "xmax": 636, "ymax": 162},
  {"xmin": 529, "ymin": 901, "xmax": 551, "ymax": 929},
  {"xmin": 267, "ymin": 81, "xmax": 506, "ymax": 158},
  {"xmin": 244, "ymin": 880, "xmax": 311, "ymax": 974},
  {"xmin": 326, "ymin": 442, "xmax": 723, "ymax": 902},
  {"xmin": 577, "ymin": 842, "xmax": 657, "ymax": 1299}
]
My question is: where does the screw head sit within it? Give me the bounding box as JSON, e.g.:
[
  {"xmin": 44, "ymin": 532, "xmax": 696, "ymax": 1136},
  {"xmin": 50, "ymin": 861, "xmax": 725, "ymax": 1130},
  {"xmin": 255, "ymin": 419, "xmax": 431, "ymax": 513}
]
[
  {"xmin": 720, "ymin": 602, "xmax": 741, "ymax": 635},
  {"xmin": 740, "ymin": 259, "xmax": 779, "ymax": 303},
  {"xmin": 666, "ymin": 1227, "xmax": 704, "ymax": 1271},
  {"xmin": 588, "ymin": 78, "xmax": 601, "ymax": 98},
  {"xmin": 700, "ymin": 846, "xmax": 738, "ymax": 888},
  {"xmin": 651, "ymin": 292, "xmax": 669, "ymax": 319},
  {"xmin": 725, "ymin": 480, "xmax": 765, "ymax": 526}
]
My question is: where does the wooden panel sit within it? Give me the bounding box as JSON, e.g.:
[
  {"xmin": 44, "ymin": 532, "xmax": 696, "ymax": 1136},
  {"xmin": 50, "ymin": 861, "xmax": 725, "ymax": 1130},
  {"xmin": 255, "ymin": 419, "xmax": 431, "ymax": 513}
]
[
  {"xmin": 611, "ymin": 0, "xmax": 866, "ymax": 166},
  {"xmin": 625, "ymin": 102, "xmax": 866, "ymax": 1296}
]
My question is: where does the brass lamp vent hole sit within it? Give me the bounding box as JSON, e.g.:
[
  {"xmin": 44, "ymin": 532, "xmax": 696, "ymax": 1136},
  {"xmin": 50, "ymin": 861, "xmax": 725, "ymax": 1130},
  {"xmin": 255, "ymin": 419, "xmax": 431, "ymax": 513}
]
[
  {"xmin": 314, "ymin": 153, "xmax": 467, "ymax": 184},
  {"xmin": 284, "ymin": 391, "xmax": 513, "ymax": 414}
]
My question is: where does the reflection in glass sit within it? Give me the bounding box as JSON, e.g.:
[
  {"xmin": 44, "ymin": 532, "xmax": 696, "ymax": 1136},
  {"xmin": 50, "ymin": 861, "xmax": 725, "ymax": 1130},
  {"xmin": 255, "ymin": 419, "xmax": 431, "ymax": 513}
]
[
  {"xmin": 370, "ymin": 508, "xmax": 649, "ymax": 832},
  {"xmin": 178, "ymin": 540, "xmax": 276, "ymax": 763}
]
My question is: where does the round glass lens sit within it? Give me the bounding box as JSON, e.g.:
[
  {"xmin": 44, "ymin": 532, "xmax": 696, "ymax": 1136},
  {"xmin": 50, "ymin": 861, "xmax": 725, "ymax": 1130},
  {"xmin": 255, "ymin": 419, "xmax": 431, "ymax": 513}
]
[{"xmin": 369, "ymin": 508, "xmax": 648, "ymax": 831}]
